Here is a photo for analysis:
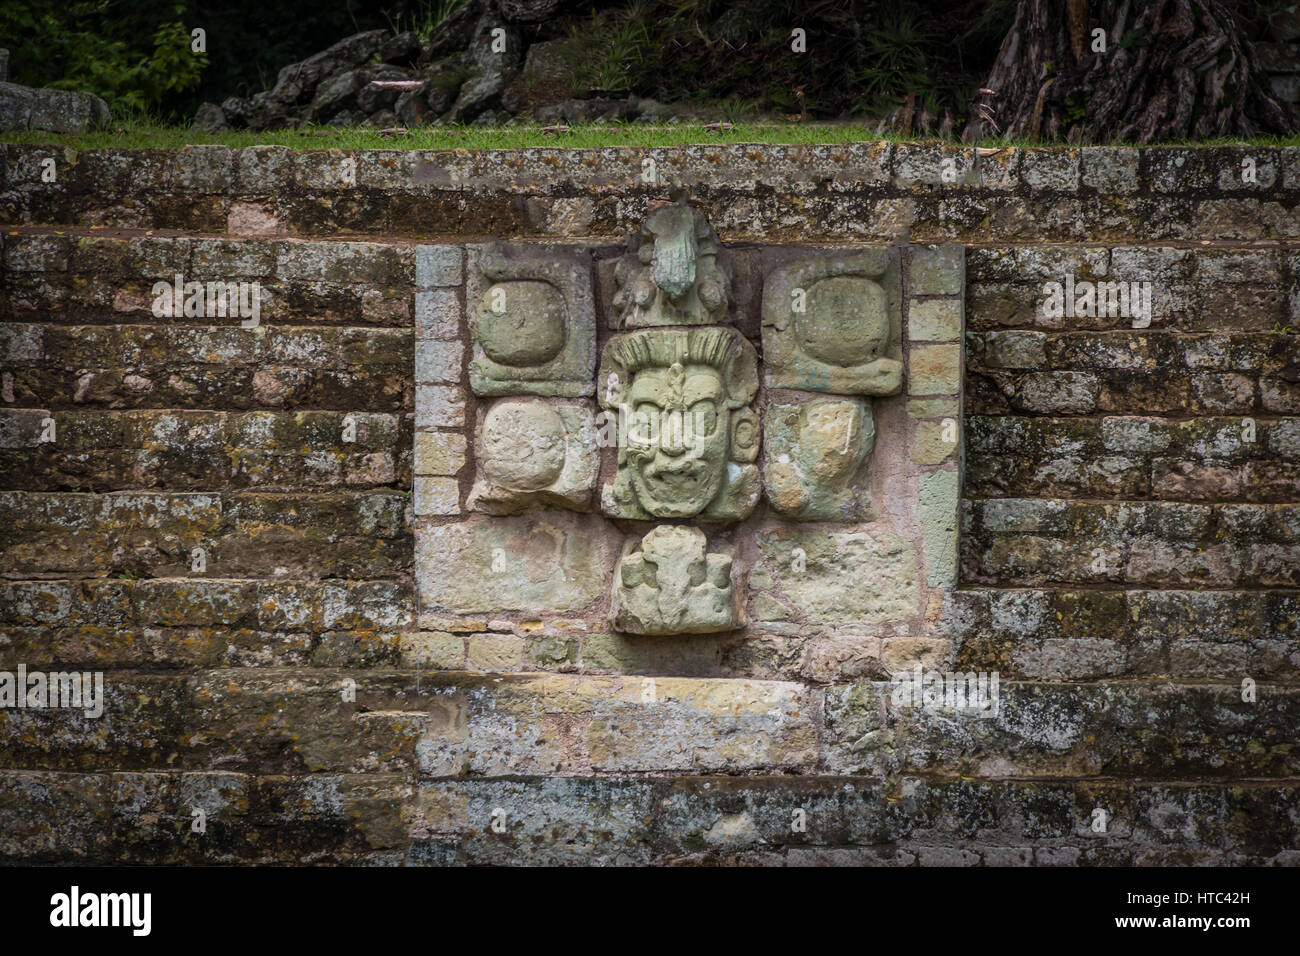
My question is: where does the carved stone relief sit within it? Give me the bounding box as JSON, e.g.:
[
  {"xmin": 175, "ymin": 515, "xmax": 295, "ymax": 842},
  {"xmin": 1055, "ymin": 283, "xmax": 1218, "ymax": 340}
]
[
  {"xmin": 761, "ymin": 250, "xmax": 904, "ymax": 396},
  {"xmin": 467, "ymin": 399, "xmax": 597, "ymax": 514},
  {"xmin": 415, "ymin": 227, "xmax": 961, "ymax": 643},
  {"xmin": 764, "ymin": 396, "xmax": 875, "ymax": 521},
  {"xmin": 598, "ymin": 326, "xmax": 759, "ymax": 521},
  {"xmin": 612, "ymin": 525, "xmax": 741, "ymax": 635},
  {"xmin": 612, "ymin": 196, "xmax": 732, "ymax": 328},
  {"xmin": 467, "ymin": 242, "xmax": 595, "ymax": 397}
]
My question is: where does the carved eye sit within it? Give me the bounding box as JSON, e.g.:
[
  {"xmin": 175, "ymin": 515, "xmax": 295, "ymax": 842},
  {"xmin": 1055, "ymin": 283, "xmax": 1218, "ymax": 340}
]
[{"xmin": 690, "ymin": 400, "xmax": 717, "ymax": 435}]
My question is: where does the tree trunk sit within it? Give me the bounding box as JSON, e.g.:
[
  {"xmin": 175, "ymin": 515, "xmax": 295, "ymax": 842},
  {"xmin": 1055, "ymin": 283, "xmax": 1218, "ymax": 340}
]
[{"xmin": 976, "ymin": 0, "xmax": 1297, "ymax": 142}]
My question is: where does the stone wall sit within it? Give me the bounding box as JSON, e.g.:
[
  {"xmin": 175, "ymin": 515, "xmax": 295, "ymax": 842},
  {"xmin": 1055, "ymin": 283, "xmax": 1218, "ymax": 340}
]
[{"xmin": 1, "ymin": 144, "xmax": 1298, "ymax": 865}]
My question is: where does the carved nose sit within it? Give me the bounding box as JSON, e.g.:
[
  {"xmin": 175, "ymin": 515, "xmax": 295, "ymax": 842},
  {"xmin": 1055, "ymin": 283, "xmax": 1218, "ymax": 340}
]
[{"xmin": 660, "ymin": 410, "xmax": 686, "ymax": 456}]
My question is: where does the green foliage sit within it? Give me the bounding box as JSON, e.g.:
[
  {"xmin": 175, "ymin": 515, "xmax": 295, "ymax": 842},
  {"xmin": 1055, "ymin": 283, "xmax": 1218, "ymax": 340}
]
[
  {"xmin": 1064, "ymin": 91, "xmax": 1089, "ymax": 124},
  {"xmin": 388, "ymin": 0, "xmax": 470, "ymax": 44},
  {"xmin": 0, "ymin": 0, "xmax": 206, "ymax": 116},
  {"xmin": 1119, "ymin": 27, "xmax": 1148, "ymax": 50},
  {"xmin": 0, "ymin": 0, "xmax": 437, "ymax": 121},
  {"xmin": 7, "ymin": 114, "xmax": 1299, "ymax": 151},
  {"xmin": 853, "ymin": 11, "xmax": 941, "ymax": 113},
  {"xmin": 548, "ymin": 0, "xmax": 1002, "ymax": 123},
  {"xmin": 1, "ymin": 0, "xmax": 1283, "ymax": 132},
  {"xmin": 567, "ymin": 5, "xmax": 656, "ymax": 91}
]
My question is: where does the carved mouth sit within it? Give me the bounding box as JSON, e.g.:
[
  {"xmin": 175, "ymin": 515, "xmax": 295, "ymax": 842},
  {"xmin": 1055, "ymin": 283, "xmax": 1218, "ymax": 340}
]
[{"xmin": 636, "ymin": 459, "xmax": 721, "ymax": 515}]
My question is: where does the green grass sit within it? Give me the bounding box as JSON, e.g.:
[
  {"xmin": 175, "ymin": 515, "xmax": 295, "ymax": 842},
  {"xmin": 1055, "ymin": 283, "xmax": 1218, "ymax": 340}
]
[{"xmin": 4, "ymin": 119, "xmax": 1299, "ymax": 152}]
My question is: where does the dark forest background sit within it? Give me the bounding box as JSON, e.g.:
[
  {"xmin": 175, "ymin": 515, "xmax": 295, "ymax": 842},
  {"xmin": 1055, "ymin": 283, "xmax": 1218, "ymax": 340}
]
[{"xmin": 0, "ymin": 0, "xmax": 1292, "ymax": 125}]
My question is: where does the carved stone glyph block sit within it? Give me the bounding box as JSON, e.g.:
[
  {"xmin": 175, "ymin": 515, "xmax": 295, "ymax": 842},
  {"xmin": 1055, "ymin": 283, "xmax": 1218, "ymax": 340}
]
[
  {"xmin": 612, "ymin": 525, "xmax": 742, "ymax": 635},
  {"xmin": 764, "ymin": 396, "xmax": 876, "ymax": 521},
  {"xmin": 612, "ymin": 197, "xmax": 731, "ymax": 328},
  {"xmin": 467, "ymin": 242, "xmax": 595, "ymax": 397},
  {"xmin": 762, "ymin": 250, "xmax": 904, "ymax": 396},
  {"xmin": 467, "ymin": 399, "xmax": 597, "ymax": 514},
  {"xmin": 599, "ymin": 326, "xmax": 759, "ymax": 521}
]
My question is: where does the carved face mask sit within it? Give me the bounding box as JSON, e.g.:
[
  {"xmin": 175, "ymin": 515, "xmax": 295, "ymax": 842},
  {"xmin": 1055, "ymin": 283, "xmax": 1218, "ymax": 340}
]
[{"xmin": 624, "ymin": 362, "xmax": 729, "ymax": 518}]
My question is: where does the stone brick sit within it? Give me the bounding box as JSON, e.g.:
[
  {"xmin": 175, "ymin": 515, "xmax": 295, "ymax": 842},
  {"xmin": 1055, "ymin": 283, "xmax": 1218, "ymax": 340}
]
[
  {"xmin": 414, "ymin": 476, "xmax": 460, "ymax": 516},
  {"xmin": 416, "ymin": 513, "xmax": 611, "ymax": 614},
  {"xmin": 919, "ymin": 469, "xmax": 959, "ymax": 587},
  {"xmin": 416, "ymin": 245, "xmax": 463, "ymax": 288},
  {"xmin": 754, "ymin": 526, "xmax": 920, "ymax": 625},
  {"xmin": 465, "ymin": 633, "xmax": 524, "ymax": 671},
  {"xmin": 908, "ymin": 344, "xmax": 961, "ymax": 395},
  {"xmin": 173, "ymin": 146, "xmax": 235, "ymax": 193},
  {"xmin": 415, "ymin": 385, "xmax": 465, "ymax": 428},
  {"xmin": 234, "ymin": 145, "xmax": 293, "ymax": 194},
  {"xmin": 414, "ymin": 431, "xmax": 467, "ymax": 476},
  {"xmin": 1019, "ymin": 149, "xmax": 1080, "ymax": 190},
  {"xmin": 581, "ymin": 631, "xmax": 723, "ymax": 676},
  {"xmin": 912, "ymin": 420, "xmax": 958, "ymax": 465},
  {"xmin": 908, "ymin": 299, "xmax": 962, "ymax": 341},
  {"xmin": 979, "ymin": 330, "xmax": 1047, "ymax": 368},
  {"xmin": 909, "ymin": 244, "xmax": 964, "ymax": 296},
  {"xmin": 401, "ymin": 631, "xmax": 464, "ymax": 669},
  {"xmin": 1080, "ymin": 148, "xmax": 1140, "ymax": 193},
  {"xmin": 415, "ymin": 339, "xmax": 464, "ymax": 384},
  {"xmin": 1015, "ymin": 372, "xmax": 1100, "ymax": 414},
  {"xmin": 415, "ymin": 288, "xmax": 461, "ymax": 339}
]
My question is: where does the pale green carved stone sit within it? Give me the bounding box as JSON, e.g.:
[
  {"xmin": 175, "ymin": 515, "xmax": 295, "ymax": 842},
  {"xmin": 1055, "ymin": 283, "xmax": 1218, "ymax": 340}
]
[
  {"xmin": 919, "ymin": 468, "xmax": 960, "ymax": 587},
  {"xmin": 416, "ymin": 513, "xmax": 610, "ymax": 614},
  {"xmin": 612, "ymin": 199, "xmax": 731, "ymax": 328},
  {"xmin": 761, "ymin": 250, "xmax": 904, "ymax": 396},
  {"xmin": 477, "ymin": 281, "xmax": 566, "ymax": 366},
  {"xmin": 599, "ymin": 326, "xmax": 759, "ymax": 521},
  {"xmin": 467, "ymin": 399, "xmax": 598, "ymax": 514},
  {"xmin": 467, "ymin": 242, "xmax": 595, "ymax": 397},
  {"xmin": 754, "ymin": 526, "xmax": 919, "ymax": 624},
  {"xmin": 764, "ymin": 397, "xmax": 875, "ymax": 521},
  {"xmin": 612, "ymin": 526, "xmax": 742, "ymax": 635}
]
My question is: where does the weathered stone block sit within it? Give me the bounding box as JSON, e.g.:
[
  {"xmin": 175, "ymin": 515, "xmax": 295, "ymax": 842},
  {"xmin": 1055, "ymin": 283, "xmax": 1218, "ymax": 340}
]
[
  {"xmin": 979, "ymin": 330, "xmax": 1047, "ymax": 369},
  {"xmin": 466, "ymin": 400, "xmax": 597, "ymax": 514},
  {"xmin": 919, "ymin": 469, "xmax": 959, "ymax": 587},
  {"xmin": 466, "ymin": 242, "xmax": 595, "ymax": 397},
  {"xmin": 912, "ymin": 419, "xmax": 958, "ymax": 465},
  {"xmin": 611, "ymin": 526, "xmax": 742, "ymax": 635},
  {"xmin": 763, "ymin": 397, "xmax": 874, "ymax": 521},
  {"xmin": 414, "ymin": 339, "xmax": 463, "ymax": 384},
  {"xmin": 909, "ymin": 244, "xmax": 964, "ymax": 296},
  {"xmin": 416, "ymin": 513, "xmax": 611, "ymax": 614},
  {"xmin": 173, "ymin": 146, "xmax": 235, "ymax": 193},
  {"xmin": 234, "ymin": 145, "xmax": 293, "ymax": 194},
  {"xmin": 416, "ymin": 778, "xmax": 655, "ymax": 865},
  {"xmin": 753, "ymin": 526, "xmax": 920, "ymax": 624},
  {"xmin": 1080, "ymin": 148, "xmax": 1140, "ymax": 193},
  {"xmin": 414, "ymin": 385, "xmax": 465, "ymax": 428},
  {"xmin": 908, "ymin": 344, "xmax": 961, "ymax": 395},
  {"xmin": 415, "ymin": 244, "xmax": 463, "ymax": 288},
  {"xmin": 413, "ymin": 476, "xmax": 460, "ymax": 516},
  {"xmin": 762, "ymin": 249, "xmax": 904, "ymax": 396},
  {"xmin": 413, "ymin": 431, "xmax": 466, "ymax": 476},
  {"xmin": 415, "ymin": 288, "xmax": 461, "ymax": 340},
  {"xmin": 908, "ymin": 299, "xmax": 962, "ymax": 341}
]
